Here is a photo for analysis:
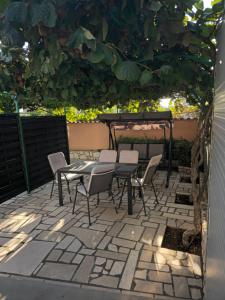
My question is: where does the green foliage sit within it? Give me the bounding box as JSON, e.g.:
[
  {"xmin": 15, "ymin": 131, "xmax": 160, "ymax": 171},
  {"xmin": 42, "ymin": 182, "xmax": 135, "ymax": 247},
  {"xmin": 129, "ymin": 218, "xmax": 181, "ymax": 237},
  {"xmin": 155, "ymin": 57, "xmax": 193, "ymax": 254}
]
[
  {"xmin": 0, "ymin": 0, "xmax": 223, "ymax": 109},
  {"xmin": 169, "ymin": 98, "xmax": 199, "ymax": 118},
  {"xmin": 173, "ymin": 140, "xmax": 193, "ymax": 167}
]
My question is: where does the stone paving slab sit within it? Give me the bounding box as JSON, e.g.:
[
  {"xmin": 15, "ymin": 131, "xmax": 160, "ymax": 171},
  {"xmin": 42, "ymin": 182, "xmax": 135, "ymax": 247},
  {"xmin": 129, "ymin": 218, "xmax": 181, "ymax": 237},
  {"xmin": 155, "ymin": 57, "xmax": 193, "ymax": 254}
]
[
  {"xmin": 0, "ymin": 171, "xmax": 203, "ymax": 300},
  {"xmin": 0, "ymin": 240, "xmax": 55, "ymax": 275}
]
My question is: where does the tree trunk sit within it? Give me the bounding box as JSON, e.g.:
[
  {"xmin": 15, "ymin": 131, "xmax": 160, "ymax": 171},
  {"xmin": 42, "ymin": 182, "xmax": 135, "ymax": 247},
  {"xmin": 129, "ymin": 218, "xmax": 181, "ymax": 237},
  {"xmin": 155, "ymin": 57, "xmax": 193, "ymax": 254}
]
[{"xmin": 182, "ymin": 105, "xmax": 212, "ymax": 248}]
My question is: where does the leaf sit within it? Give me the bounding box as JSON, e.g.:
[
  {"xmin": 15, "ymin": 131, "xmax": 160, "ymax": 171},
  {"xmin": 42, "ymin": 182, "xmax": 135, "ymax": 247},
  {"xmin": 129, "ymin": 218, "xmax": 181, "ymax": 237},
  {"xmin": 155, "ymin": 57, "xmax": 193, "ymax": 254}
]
[
  {"xmin": 61, "ymin": 89, "xmax": 69, "ymax": 100},
  {"xmin": 121, "ymin": 0, "xmax": 127, "ymax": 10},
  {"xmin": 4, "ymin": 1, "xmax": 27, "ymax": 24},
  {"xmin": 195, "ymin": 0, "xmax": 204, "ymax": 10},
  {"xmin": 114, "ymin": 61, "xmax": 141, "ymax": 81},
  {"xmin": 0, "ymin": 0, "xmax": 9, "ymax": 13},
  {"xmin": 159, "ymin": 65, "xmax": 172, "ymax": 75},
  {"xmin": 31, "ymin": 1, "xmax": 57, "ymax": 28},
  {"xmin": 87, "ymin": 47, "xmax": 105, "ymax": 63},
  {"xmin": 102, "ymin": 18, "xmax": 108, "ymax": 41},
  {"xmin": 150, "ymin": 1, "xmax": 162, "ymax": 11},
  {"xmin": 139, "ymin": 70, "xmax": 152, "ymax": 86},
  {"xmin": 67, "ymin": 27, "xmax": 96, "ymax": 51}
]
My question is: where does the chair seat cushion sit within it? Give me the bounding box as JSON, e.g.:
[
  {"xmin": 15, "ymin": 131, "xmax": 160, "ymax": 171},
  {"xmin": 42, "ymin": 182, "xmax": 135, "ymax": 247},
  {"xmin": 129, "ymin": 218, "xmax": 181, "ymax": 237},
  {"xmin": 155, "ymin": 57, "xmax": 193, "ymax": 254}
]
[
  {"xmin": 61, "ymin": 173, "xmax": 83, "ymax": 181},
  {"xmin": 131, "ymin": 177, "xmax": 143, "ymax": 187},
  {"xmin": 77, "ymin": 184, "xmax": 88, "ymax": 196}
]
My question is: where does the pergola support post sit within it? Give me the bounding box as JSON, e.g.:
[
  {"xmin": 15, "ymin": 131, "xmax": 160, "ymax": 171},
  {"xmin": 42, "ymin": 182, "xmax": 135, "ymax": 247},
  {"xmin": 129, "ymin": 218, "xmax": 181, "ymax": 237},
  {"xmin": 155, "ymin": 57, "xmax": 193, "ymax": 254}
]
[
  {"xmin": 166, "ymin": 120, "xmax": 173, "ymax": 187},
  {"xmin": 107, "ymin": 122, "xmax": 115, "ymax": 149}
]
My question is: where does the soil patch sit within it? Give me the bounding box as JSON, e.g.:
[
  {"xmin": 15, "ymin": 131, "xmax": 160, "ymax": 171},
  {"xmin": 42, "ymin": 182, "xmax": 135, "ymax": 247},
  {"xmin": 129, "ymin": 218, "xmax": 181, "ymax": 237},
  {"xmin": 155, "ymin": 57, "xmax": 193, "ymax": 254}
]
[
  {"xmin": 162, "ymin": 226, "xmax": 201, "ymax": 256},
  {"xmin": 175, "ymin": 193, "xmax": 193, "ymax": 206}
]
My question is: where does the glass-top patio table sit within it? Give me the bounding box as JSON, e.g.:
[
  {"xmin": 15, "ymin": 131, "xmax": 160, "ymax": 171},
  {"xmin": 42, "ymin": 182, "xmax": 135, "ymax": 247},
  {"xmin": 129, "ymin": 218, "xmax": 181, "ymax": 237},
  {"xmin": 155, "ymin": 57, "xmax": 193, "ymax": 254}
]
[{"xmin": 57, "ymin": 160, "xmax": 139, "ymax": 215}]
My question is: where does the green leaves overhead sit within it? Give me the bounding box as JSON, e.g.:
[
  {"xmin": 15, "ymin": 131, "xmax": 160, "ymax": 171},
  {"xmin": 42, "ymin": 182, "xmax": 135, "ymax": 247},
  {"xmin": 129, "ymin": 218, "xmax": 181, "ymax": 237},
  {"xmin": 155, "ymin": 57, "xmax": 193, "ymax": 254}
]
[
  {"xmin": 67, "ymin": 27, "xmax": 96, "ymax": 51},
  {"xmin": 139, "ymin": 70, "xmax": 153, "ymax": 86},
  {"xmin": 0, "ymin": 0, "xmax": 222, "ymax": 109},
  {"xmin": 4, "ymin": 1, "xmax": 27, "ymax": 24},
  {"xmin": 149, "ymin": 1, "xmax": 162, "ymax": 11},
  {"xmin": 102, "ymin": 18, "xmax": 108, "ymax": 41},
  {"xmin": 88, "ymin": 47, "xmax": 105, "ymax": 63},
  {"xmin": 114, "ymin": 61, "xmax": 141, "ymax": 82},
  {"xmin": 30, "ymin": 1, "xmax": 57, "ymax": 28}
]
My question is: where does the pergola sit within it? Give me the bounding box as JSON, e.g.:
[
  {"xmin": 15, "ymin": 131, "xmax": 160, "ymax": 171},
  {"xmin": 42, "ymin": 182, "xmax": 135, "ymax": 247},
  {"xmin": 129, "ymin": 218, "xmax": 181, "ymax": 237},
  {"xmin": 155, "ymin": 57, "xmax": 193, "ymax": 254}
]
[{"xmin": 98, "ymin": 111, "xmax": 173, "ymax": 186}]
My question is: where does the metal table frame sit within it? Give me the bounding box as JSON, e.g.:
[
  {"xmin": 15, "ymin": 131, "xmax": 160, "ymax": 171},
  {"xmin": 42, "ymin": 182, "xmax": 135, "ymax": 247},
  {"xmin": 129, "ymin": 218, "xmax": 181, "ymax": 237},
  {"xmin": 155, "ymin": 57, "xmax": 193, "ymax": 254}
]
[{"xmin": 57, "ymin": 161, "xmax": 139, "ymax": 215}]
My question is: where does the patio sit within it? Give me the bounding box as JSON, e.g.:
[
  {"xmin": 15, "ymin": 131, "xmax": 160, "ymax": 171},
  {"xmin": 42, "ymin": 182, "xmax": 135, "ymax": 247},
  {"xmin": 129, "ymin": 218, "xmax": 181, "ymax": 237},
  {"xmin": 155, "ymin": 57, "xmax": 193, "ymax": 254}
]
[{"xmin": 0, "ymin": 170, "xmax": 202, "ymax": 300}]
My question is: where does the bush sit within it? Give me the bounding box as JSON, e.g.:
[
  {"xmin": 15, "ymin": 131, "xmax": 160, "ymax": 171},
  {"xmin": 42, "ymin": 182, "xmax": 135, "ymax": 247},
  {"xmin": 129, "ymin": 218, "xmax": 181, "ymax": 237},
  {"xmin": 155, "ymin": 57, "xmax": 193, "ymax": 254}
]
[
  {"xmin": 173, "ymin": 140, "xmax": 193, "ymax": 167},
  {"xmin": 117, "ymin": 136, "xmax": 192, "ymax": 167}
]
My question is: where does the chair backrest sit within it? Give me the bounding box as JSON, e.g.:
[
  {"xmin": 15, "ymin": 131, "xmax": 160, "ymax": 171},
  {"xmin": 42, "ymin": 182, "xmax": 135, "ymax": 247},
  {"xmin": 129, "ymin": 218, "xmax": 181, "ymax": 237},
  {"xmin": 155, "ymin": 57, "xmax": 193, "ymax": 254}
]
[
  {"xmin": 119, "ymin": 150, "xmax": 139, "ymax": 164},
  {"xmin": 48, "ymin": 152, "xmax": 68, "ymax": 175},
  {"xmin": 133, "ymin": 144, "xmax": 148, "ymax": 160},
  {"xmin": 88, "ymin": 164, "xmax": 115, "ymax": 195},
  {"xmin": 142, "ymin": 154, "xmax": 162, "ymax": 185},
  {"xmin": 99, "ymin": 150, "xmax": 117, "ymax": 163},
  {"xmin": 148, "ymin": 144, "xmax": 164, "ymax": 159}
]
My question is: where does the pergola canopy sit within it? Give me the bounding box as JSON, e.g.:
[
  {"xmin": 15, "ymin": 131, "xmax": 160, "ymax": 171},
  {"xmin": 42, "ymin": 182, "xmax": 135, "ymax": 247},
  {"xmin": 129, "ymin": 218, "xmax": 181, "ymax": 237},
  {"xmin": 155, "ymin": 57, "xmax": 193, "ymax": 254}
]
[
  {"xmin": 98, "ymin": 111, "xmax": 173, "ymax": 187},
  {"xmin": 98, "ymin": 111, "xmax": 172, "ymax": 123}
]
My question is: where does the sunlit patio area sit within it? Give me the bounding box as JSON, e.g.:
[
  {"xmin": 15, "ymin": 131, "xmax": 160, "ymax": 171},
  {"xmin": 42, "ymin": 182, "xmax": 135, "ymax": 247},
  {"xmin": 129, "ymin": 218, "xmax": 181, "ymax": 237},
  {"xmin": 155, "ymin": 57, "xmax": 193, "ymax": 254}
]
[{"xmin": 0, "ymin": 171, "xmax": 202, "ymax": 299}]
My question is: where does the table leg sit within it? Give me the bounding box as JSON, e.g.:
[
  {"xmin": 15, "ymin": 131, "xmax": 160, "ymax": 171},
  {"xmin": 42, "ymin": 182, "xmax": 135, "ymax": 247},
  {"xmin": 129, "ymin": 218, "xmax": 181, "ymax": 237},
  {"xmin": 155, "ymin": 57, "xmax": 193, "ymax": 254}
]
[
  {"xmin": 58, "ymin": 171, "xmax": 63, "ymax": 206},
  {"xmin": 127, "ymin": 177, "xmax": 133, "ymax": 215}
]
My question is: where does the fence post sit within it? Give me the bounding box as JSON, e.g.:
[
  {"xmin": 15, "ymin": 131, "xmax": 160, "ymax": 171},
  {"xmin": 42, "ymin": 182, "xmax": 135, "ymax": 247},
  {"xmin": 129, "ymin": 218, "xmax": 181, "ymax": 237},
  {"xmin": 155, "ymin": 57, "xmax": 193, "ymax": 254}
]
[{"xmin": 14, "ymin": 97, "xmax": 31, "ymax": 193}]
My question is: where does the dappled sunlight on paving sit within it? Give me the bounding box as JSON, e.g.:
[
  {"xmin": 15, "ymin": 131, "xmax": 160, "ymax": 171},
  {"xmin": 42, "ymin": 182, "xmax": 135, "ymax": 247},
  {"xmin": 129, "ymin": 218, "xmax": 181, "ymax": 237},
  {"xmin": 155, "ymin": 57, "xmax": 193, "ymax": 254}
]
[{"xmin": 0, "ymin": 171, "xmax": 203, "ymax": 299}]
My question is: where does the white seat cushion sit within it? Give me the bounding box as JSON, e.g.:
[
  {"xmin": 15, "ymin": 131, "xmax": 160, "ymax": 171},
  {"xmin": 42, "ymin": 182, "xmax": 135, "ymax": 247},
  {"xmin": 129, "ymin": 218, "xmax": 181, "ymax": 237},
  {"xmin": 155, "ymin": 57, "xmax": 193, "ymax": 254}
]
[
  {"xmin": 61, "ymin": 173, "xmax": 83, "ymax": 181},
  {"xmin": 77, "ymin": 184, "xmax": 88, "ymax": 196},
  {"xmin": 131, "ymin": 177, "xmax": 143, "ymax": 187}
]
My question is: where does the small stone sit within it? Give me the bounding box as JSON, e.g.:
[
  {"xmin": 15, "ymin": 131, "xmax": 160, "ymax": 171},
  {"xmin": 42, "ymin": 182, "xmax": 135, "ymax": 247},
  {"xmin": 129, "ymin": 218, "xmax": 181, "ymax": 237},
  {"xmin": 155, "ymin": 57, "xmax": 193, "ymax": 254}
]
[
  {"xmin": 90, "ymin": 274, "xmax": 98, "ymax": 278},
  {"xmin": 72, "ymin": 254, "xmax": 84, "ymax": 264},
  {"xmin": 59, "ymin": 252, "xmax": 75, "ymax": 263},
  {"xmin": 47, "ymin": 250, "xmax": 63, "ymax": 262},
  {"xmin": 72, "ymin": 256, "xmax": 95, "ymax": 283},
  {"xmin": 105, "ymin": 259, "xmax": 113, "ymax": 270},
  {"xmin": 134, "ymin": 280, "xmax": 163, "ymax": 294},
  {"xmin": 119, "ymin": 247, "xmax": 130, "ymax": 254},
  {"xmin": 94, "ymin": 266, "xmax": 103, "ymax": 273},
  {"xmin": 119, "ymin": 224, "xmax": 144, "ymax": 242},
  {"xmin": 149, "ymin": 270, "xmax": 172, "ymax": 283},
  {"xmin": 95, "ymin": 250, "xmax": 127, "ymax": 261},
  {"xmin": 108, "ymin": 244, "xmax": 118, "ymax": 252},
  {"xmin": 103, "ymin": 270, "xmax": 109, "ymax": 275},
  {"xmin": 55, "ymin": 236, "xmax": 74, "ymax": 250},
  {"xmin": 164, "ymin": 284, "xmax": 174, "ymax": 296},
  {"xmin": 135, "ymin": 270, "xmax": 147, "ymax": 280},
  {"xmin": 95, "ymin": 257, "xmax": 106, "ymax": 266},
  {"xmin": 79, "ymin": 248, "xmax": 95, "ymax": 255},
  {"xmin": 110, "ymin": 261, "xmax": 125, "ymax": 276},
  {"xmin": 190, "ymin": 288, "xmax": 202, "ymax": 300},
  {"xmin": 67, "ymin": 239, "xmax": 82, "ymax": 253},
  {"xmin": 135, "ymin": 242, "xmax": 143, "ymax": 251},
  {"xmin": 140, "ymin": 250, "xmax": 153, "ymax": 262},
  {"xmin": 91, "ymin": 275, "xmax": 119, "ymax": 288},
  {"xmin": 173, "ymin": 276, "xmax": 190, "ymax": 298}
]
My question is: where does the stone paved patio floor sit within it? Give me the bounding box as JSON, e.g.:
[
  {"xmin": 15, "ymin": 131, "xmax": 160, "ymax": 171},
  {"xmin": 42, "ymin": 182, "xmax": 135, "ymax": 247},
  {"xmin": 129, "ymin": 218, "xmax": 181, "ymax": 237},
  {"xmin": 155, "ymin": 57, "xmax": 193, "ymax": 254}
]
[{"xmin": 0, "ymin": 171, "xmax": 203, "ymax": 299}]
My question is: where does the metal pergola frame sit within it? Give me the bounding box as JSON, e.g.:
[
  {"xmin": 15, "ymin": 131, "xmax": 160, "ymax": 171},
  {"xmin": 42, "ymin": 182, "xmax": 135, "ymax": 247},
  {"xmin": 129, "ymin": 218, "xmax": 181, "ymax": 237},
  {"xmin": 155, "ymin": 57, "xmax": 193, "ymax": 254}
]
[{"xmin": 98, "ymin": 111, "xmax": 173, "ymax": 187}]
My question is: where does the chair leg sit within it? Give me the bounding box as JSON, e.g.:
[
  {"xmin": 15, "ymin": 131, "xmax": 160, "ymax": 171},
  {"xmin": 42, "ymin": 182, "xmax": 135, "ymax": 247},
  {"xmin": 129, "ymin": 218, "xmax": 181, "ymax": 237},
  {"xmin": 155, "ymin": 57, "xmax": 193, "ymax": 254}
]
[
  {"xmin": 151, "ymin": 180, "xmax": 158, "ymax": 204},
  {"xmin": 110, "ymin": 191, "xmax": 118, "ymax": 214},
  {"xmin": 72, "ymin": 189, "xmax": 78, "ymax": 214},
  {"xmin": 116, "ymin": 177, "xmax": 120, "ymax": 189},
  {"xmin": 97, "ymin": 193, "xmax": 100, "ymax": 206},
  {"xmin": 86, "ymin": 196, "xmax": 91, "ymax": 225},
  {"xmin": 50, "ymin": 180, "xmax": 55, "ymax": 199},
  {"xmin": 118, "ymin": 179, "xmax": 127, "ymax": 208},
  {"xmin": 65, "ymin": 179, "xmax": 72, "ymax": 203},
  {"xmin": 140, "ymin": 187, "xmax": 147, "ymax": 216}
]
